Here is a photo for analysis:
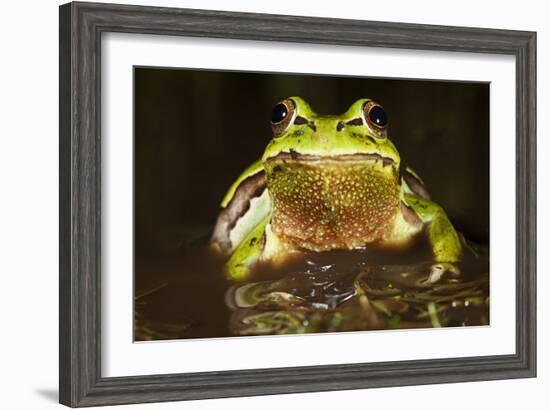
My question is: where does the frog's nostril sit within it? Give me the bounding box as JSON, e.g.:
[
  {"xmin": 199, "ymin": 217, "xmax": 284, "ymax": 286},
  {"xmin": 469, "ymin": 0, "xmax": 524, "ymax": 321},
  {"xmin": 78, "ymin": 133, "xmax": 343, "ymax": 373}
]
[{"xmin": 336, "ymin": 121, "xmax": 345, "ymax": 132}]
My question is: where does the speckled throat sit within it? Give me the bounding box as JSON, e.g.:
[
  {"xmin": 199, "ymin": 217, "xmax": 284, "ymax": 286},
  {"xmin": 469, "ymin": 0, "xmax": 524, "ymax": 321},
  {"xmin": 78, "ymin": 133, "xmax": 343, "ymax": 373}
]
[{"xmin": 264, "ymin": 153, "xmax": 400, "ymax": 252}]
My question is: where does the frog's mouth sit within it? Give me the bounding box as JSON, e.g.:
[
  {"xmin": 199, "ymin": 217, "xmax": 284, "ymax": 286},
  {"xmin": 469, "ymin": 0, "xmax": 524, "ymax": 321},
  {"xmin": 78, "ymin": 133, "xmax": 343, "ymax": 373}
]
[{"xmin": 265, "ymin": 151, "xmax": 396, "ymax": 167}]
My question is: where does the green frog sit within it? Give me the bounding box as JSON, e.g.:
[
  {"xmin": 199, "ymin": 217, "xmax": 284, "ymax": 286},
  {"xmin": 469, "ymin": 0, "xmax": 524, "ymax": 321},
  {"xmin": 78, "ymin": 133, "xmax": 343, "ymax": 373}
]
[{"xmin": 211, "ymin": 97, "xmax": 462, "ymax": 281}]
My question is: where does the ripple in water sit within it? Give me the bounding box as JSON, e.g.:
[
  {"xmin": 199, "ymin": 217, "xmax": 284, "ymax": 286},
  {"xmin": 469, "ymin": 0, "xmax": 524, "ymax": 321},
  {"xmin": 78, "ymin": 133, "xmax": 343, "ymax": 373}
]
[{"xmin": 135, "ymin": 236, "xmax": 489, "ymax": 340}]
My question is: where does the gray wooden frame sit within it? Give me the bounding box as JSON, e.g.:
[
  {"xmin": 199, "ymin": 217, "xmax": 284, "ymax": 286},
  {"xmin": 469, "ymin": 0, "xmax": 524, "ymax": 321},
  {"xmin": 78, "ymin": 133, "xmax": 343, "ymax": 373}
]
[{"xmin": 59, "ymin": 1, "xmax": 536, "ymax": 407}]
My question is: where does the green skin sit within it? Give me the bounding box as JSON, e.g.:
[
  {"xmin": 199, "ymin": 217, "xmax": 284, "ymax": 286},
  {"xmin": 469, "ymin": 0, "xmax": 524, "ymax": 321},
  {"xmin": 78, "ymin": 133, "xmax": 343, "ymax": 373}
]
[{"xmin": 211, "ymin": 97, "xmax": 462, "ymax": 281}]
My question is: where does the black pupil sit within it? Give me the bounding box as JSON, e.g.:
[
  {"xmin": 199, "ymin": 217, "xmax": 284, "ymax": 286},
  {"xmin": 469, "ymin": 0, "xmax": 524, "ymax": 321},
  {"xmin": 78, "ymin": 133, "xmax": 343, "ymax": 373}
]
[
  {"xmin": 271, "ymin": 103, "xmax": 288, "ymax": 123},
  {"xmin": 369, "ymin": 106, "xmax": 388, "ymax": 127}
]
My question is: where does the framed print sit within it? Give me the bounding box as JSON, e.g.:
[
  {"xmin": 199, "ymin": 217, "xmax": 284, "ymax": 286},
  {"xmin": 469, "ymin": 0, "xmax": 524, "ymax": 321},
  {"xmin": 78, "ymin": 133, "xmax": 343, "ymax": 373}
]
[{"xmin": 59, "ymin": 1, "xmax": 536, "ymax": 407}]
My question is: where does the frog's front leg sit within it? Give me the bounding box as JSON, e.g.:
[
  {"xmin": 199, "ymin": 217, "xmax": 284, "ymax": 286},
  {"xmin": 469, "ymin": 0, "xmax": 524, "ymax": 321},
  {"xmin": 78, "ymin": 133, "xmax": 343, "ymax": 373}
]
[
  {"xmin": 225, "ymin": 215, "xmax": 269, "ymax": 281},
  {"xmin": 403, "ymin": 193, "xmax": 462, "ymax": 274},
  {"xmin": 211, "ymin": 159, "xmax": 288, "ymax": 281},
  {"xmin": 225, "ymin": 216, "xmax": 291, "ymax": 281}
]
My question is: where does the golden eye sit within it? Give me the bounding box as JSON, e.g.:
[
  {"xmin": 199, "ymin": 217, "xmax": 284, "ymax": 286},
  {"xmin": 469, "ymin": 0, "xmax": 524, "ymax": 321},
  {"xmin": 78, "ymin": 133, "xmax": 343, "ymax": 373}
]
[
  {"xmin": 363, "ymin": 101, "xmax": 388, "ymax": 137},
  {"xmin": 270, "ymin": 98, "xmax": 295, "ymax": 136}
]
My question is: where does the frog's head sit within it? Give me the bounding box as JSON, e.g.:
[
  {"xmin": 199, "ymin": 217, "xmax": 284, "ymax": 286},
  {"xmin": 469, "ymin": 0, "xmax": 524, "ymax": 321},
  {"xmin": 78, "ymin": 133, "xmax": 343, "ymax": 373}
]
[
  {"xmin": 262, "ymin": 96, "xmax": 400, "ymax": 167},
  {"xmin": 262, "ymin": 97, "xmax": 402, "ymax": 251}
]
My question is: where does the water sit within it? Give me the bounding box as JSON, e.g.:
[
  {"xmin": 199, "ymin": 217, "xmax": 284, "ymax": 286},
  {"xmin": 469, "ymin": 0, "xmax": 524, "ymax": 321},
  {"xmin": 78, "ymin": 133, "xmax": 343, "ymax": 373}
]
[{"xmin": 134, "ymin": 233, "xmax": 489, "ymax": 341}]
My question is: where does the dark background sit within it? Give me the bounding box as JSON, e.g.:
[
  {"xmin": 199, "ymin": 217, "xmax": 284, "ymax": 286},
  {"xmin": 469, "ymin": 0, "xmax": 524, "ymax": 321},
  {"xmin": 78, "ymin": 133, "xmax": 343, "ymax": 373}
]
[{"xmin": 134, "ymin": 67, "xmax": 489, "ymax": 257}]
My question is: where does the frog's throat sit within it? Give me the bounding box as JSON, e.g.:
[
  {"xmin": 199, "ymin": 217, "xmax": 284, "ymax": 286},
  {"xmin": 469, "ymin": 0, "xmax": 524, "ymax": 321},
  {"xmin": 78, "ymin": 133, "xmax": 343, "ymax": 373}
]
[{"xmin": 264, "ymin": 154, "xmax": 400, "ymax": 252}]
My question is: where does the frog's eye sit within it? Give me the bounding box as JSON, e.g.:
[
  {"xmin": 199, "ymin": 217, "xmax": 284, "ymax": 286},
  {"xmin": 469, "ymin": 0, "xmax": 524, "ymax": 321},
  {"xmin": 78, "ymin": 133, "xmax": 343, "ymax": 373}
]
[
  {"xmin": 270, "ymin": 99, "xmax": 296, "ymax": 136},
  {"xmin": 362, "ymin": 101, "xmax": 388, "ymax": 137}
]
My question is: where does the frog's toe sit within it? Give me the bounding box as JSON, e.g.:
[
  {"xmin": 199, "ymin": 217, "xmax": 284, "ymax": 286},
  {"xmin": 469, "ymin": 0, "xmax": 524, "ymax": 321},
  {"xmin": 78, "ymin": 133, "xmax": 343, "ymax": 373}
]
[
  {"xmin": 418, "ymin": 262, "xmax": 460, "ymax": 286},
  {"xmin": 434, "ymin": 262, "xmax": 460, "ymax": 276}
]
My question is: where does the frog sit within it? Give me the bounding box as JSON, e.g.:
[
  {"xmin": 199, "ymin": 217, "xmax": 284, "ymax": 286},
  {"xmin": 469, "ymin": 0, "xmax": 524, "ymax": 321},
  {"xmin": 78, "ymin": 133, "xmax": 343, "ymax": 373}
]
[{"xmin": 211, "ymin": 97, "xmax": 462, "ymax": 282}]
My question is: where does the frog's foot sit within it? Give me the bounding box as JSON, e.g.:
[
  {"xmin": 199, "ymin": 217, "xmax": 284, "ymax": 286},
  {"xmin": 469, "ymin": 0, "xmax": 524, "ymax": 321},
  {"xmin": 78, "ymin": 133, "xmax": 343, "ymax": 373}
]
[{"xmin": 419, "ymin": 262, "xmax": 461, "ymax": 286}]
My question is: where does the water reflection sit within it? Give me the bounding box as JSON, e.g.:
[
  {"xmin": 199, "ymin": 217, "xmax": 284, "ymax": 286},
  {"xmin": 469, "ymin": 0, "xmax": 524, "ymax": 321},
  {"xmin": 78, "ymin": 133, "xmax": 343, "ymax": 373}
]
[
  {"xmin": 135, "ymin": 237, "xmax": 488, "ymax": 341},
  {"xmin": 226, "ymin": 253, "xmax": 488, "ymax": 336}
]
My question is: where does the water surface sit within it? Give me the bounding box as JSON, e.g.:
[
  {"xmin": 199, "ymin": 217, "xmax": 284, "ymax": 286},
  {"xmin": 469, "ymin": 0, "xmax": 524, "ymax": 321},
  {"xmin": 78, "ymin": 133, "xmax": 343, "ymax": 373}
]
[{"xmin": 135, "ymin": 233, "xmax": 489, "ymax": 341}]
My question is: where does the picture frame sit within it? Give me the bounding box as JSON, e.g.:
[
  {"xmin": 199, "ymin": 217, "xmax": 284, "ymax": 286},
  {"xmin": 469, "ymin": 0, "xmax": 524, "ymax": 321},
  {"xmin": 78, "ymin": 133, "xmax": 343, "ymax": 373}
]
[{"xmin": 59, "ymin": 1, "xmax": 536, "ymax": 407}]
